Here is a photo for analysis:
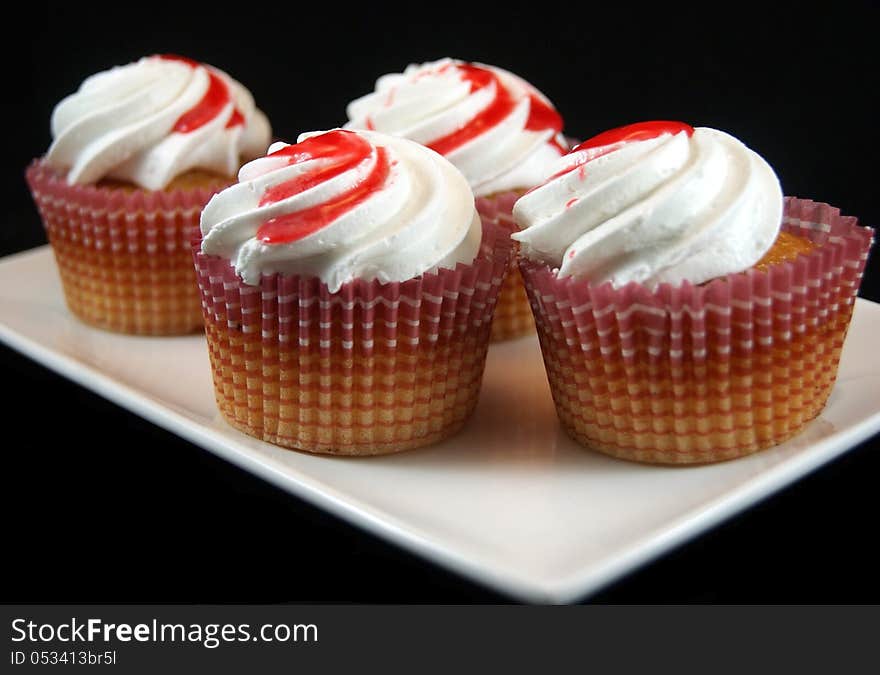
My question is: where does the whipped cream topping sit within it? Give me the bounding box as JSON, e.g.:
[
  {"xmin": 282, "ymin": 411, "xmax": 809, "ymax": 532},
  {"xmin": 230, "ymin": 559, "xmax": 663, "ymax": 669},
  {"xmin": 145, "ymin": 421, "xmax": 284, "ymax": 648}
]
[
  {"xmin": 345, "ymin": 58, "xmax": 566, "ymax": 197},
  {"xmin": 200, "ymin": 129, "xmax": 482, "ymax": 291},
  {"xmin": 512, "ymin": 121, "xmax": 784, "ymax": 287},
  {"xmin": 46, "ymin": 55, "xmax": 271, "ymax": 190}
]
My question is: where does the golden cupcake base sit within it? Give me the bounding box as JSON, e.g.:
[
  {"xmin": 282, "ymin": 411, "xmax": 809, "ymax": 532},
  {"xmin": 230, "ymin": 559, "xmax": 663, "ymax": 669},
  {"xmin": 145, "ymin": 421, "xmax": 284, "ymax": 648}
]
[
  {"xmin": 193, "ymin": 217, "xmax": 514, "ymax": 456},
  {"xmin": 475, "ymin": 190, "xmax": 536, "ymax": 342},
  {"xmin": 205, "ymin": 327, "xmax": 488, "ymax": 456},
  {"xmin": 538, "ymin": 308, "xmax": 850, "ymax": 464},
  {"xmin": 26, "ymin": 161, "xmax": 228, "ymax": 336},
  {"xmin": 520, "ymin": 197, "xmax": 873, "ymax": 465},
  {"xmin": 490, "ymin": 261, "xmax": 535, "ymax": 341},
  {"xmin": 47, "ymin": 233, "xmax": 204, "ymax": 335}
]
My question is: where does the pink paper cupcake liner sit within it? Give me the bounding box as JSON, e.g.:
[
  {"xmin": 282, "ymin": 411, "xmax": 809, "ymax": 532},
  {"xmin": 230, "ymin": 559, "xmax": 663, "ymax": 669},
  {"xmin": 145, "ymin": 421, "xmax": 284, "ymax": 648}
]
[
  {"xmin": 519, "ymin": 197, "xmax": 874, "ymax": 464},
  {"xmin": 25, "ymin": 160, "xmax": 230, "ymax": 335},
  {"xmin": 192, "ymin": 220, "xmax": 514, "ymax": 455},
  {"xmin": 476, "ymin": 189, "xmax": 534, "ymax": 341}
]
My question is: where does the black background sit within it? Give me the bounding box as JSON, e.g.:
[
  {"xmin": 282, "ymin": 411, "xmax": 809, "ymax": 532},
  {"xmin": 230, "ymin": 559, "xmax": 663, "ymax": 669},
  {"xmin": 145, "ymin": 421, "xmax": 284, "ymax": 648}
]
[{"xmin": 2, "ymin": 3, "xmax": 879, "ymax": 603}]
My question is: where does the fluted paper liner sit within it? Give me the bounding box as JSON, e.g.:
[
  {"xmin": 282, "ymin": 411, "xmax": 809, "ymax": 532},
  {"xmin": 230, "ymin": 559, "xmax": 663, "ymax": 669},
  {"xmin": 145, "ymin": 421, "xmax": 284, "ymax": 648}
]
[
  {"xmin": 26, "ymin": 160, "xmax": 229, "ymax": 335},
  {"xmin": 520, "ymin": 197, "xmax": 874, "ymax": 464},
  {"xmin": 193, "ymin": 221, "xmax": 514, "ymax": 456},
  {"xmin": 476, "ymin": 189, "xmax": 533, "ymax": 341}
]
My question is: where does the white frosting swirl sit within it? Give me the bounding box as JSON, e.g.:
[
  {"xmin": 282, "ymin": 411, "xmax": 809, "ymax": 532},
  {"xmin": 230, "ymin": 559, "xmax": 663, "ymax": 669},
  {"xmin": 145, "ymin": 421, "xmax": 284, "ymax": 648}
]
[
  {"xmin": 45, "ymin": 55, "xmax": 271, "ymax": 190},
  {"xmin": 345, "ymin": 58, "xmax": 566, "ymax": 197},
  {"xmin": 512, "ymin": 125, "xmax": 784, "ymax": 287},
  {"xmin": 200, "ymin": 129, "xmax": 482, "ymax": 291}
]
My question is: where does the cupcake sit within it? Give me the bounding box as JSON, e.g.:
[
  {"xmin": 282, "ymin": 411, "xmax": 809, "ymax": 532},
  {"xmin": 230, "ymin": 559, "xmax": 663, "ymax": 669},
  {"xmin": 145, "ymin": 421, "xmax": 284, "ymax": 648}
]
[
  {"xmin": 513, "ymin": 121, "xmax": 874, "ymax": 464},
  {"xmin": 193, "ymin": 128, "xmax": 513, "ymax": 455},
  {"xmin": 345, "ymin": 58, "xmax": 567, "ymax": 340},
  {"xmin": 25, "ymin": 54, "xmax": 271, "ymax": 335}
]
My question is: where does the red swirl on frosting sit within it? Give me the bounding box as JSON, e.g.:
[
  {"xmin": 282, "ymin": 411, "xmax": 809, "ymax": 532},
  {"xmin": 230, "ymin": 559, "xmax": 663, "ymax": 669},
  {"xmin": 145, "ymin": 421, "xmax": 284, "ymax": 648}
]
[
  {"xmin": 573, "ymin": 120, "xmax": 694, "ymax": 154},
  {"xmin": 385, "ymin": 62, "xmax": 563, "ymax": 156},
  {"xmin": 546, "ymin": 120, "xmax": 694, "ymax": 184},
  {"xmin": 159, "ymin": 54, "xmax": 244, "ymax": 132},
  {"xmin": 255, "ymin": 130, "xmax": 392, "ymax": 245}
]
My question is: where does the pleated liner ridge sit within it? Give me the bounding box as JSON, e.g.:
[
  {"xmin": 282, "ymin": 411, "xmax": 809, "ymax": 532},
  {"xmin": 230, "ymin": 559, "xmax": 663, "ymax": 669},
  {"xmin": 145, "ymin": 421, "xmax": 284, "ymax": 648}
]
[
  {"xmin": 193, "ymin": 220, "xmax": 514, "ymax": 456},
  {"xmin": 476, "ymin": 189, "xmax": 534, "ymax": 341},
  {"xmin": 520, "ymin": 197, "xmax": 874, "ymax": 464},
  {"xmin": 26, "ymin": 160, "xmax": 229, "ymax": 335}
]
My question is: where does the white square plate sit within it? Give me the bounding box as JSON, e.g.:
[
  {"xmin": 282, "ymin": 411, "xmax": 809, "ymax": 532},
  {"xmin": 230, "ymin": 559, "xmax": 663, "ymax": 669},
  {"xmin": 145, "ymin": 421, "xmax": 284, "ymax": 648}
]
[{"xmin": 2, "ymin": 246, "xmax": 880, "ymax": 603}]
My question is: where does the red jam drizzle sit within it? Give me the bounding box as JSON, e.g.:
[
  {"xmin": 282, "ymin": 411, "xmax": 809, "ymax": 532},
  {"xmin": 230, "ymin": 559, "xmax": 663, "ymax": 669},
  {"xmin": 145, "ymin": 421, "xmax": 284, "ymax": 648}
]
[
  {"xmin": 425, "ymin": 63, "xmax": 563, "ymax": 156},
  {"xmin": 573, "ymin": 120, "xmax": 693, "ymax": 154},
  {"xmin": 550, "ymin": 120, "xmax": 694, "ymax": 182},
  {"xmin": 225, "ymin": 109, "xmax": 244, "ymax": 129},
  {"xmin": 255, "ymin": 130, "xmax": 391, "ymax": 245},
  {"xmin": 525, "ymin": 94, "xmax": 563, "ymax": 135},
  {"xmin": 160, "ymin": 53, "xmax": 198, "ymax": 67},
  {"xmin": 158, "ymin": 54, "xmax": 244, "ymax": 133}
]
